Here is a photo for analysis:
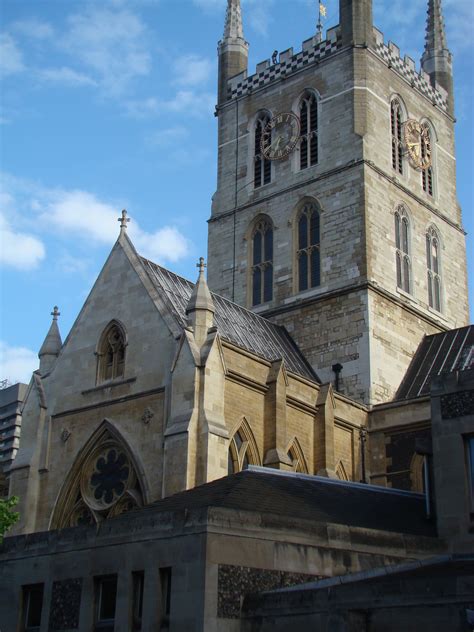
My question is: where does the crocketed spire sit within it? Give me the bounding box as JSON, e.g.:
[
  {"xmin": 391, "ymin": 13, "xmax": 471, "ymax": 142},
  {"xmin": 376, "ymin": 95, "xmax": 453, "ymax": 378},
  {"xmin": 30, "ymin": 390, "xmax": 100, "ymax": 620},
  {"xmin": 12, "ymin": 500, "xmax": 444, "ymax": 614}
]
[
  {"xmin": 424, "ymin": 0, "xmax": 448, "ymax": 55},
  {"xmin": 38, "ymin": 306, "xmax": 62, "ymax": 373},
  {"xmin": 223, "ymin": 0, "xmax": 245, "ymax": 41}
]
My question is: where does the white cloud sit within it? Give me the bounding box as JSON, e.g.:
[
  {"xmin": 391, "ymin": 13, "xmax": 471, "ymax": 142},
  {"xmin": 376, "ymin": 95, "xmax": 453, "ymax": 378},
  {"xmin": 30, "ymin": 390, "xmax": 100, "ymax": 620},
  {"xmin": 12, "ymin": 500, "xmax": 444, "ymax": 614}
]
[
  {"xmin": 0, "ymin": 213, "xmax": 46, "ymax": 270},
  {"xmin": 12, "ymin": 18, "xmax": 54, "ymax": 40},
  {"xmin": 147, "ymin": 126, "xmax": 189, "ymax": 147},
  {"xmin": 173, "ymin": 54, "xmax": 213, "ymax": 87},
  {"xmin": 0, "ymin": 33, "xmax": 25, "ymax": 77},
  {"xmin": 38, "ymin": 66, "xmax": 97, "ymax": 87},
  {"xmin": 0, "ymin": 341, "xmax": 37, "ymax": 384},
  {"xmin": 61, "ymin": 7, "xmax": 151, "ymax": 96},
  {"xmin": 126, "ymin": 90, "xmax": 214, "ymax": 118}
]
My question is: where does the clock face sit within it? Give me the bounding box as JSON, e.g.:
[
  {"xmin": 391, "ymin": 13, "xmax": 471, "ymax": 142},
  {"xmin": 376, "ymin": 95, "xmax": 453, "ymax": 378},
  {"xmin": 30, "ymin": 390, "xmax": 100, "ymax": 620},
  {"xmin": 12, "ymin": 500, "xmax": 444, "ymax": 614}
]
[
  {"xmin": 404, "ymin": 119, "xmax": 432, "ymax": 170},
  {"xmin": 261, "ymin": 112, "xmax": 301, "ymax": 161}
]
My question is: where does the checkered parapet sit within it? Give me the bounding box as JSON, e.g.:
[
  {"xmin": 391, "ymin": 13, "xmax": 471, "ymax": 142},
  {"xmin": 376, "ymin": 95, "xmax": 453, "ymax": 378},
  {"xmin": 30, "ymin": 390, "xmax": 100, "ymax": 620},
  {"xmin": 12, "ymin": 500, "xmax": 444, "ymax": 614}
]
[
  {"xmin": 228, "ymin": 27, "xmax": 341, "ymax": 100},
  {"xmin": 373, "ymin": 28, "xmax": 448, "ymax": 112}
]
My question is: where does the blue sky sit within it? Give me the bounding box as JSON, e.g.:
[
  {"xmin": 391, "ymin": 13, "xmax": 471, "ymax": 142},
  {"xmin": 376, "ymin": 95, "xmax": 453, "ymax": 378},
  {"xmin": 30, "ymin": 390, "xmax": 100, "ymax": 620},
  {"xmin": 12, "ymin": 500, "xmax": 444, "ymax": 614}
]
[{"xmin": 0, "ymin": 0, "xmax": 473, "ymax": 383}]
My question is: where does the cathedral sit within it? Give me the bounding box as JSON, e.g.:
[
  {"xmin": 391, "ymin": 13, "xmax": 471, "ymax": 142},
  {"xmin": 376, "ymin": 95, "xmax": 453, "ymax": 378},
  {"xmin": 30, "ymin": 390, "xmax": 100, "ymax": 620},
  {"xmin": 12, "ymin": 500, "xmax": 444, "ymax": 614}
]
[{"xmin": 1, "ymin": 1, "xmax": 473, "ymax": 630}]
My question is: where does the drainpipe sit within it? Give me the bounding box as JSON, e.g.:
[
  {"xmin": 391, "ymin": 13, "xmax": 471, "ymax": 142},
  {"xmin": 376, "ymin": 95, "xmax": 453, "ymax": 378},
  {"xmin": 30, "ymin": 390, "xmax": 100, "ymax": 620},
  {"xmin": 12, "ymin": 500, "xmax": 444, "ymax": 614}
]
[{"xmin": 332, "ymin": 363, "xmax": 343, "ymax": 392}]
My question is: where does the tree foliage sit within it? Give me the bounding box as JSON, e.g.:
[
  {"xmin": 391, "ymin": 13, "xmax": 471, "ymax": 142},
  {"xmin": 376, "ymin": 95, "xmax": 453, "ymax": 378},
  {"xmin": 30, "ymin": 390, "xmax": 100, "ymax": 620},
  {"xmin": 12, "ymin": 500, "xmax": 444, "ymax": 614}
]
[{"xmin": 0, "ymin": 496, "xmax": 19, "ymax": 541}]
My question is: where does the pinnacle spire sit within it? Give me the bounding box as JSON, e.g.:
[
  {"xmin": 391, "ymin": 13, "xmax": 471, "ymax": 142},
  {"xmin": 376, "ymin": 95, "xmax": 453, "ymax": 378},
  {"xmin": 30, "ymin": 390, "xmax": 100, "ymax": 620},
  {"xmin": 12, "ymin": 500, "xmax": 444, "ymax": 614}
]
[
  {"xmin": 38, "ymin": 306, "xmax": 62, "ymax": 374},
  {"xmin": 424, "ymin": 0, "xmax": 448, "ymax": 55},
  {"xmin": 186, "ymin": 258, "xmax": 215, "ymax": 345},
  {"xmin": 223, "ymin": 0, "xmax": 245, "ymax": 41}
]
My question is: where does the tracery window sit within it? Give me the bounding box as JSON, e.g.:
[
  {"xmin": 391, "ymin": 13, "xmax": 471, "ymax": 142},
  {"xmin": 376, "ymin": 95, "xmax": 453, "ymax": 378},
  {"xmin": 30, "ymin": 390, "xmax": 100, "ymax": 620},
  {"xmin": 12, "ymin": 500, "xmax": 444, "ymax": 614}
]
[
  {"xmin": 421, "ymin": 123, "xmax": 434, "ymax": 196},
  {"xmin": 391, "ymin": 99, "xmax": 403, "ymax": 174},
  {"xmin": 394, "ymin": 206, "xmax": 411, "ymax": 294},
  {"xmin": 297, "ymin": 202, "xmax": 320, "ymax": 292},
  {"xmin": 299, "ymin": 93, "xmax": 318, "ymax": 170},
  {"xmin": 97, "ymin": 322, "xmax": 126, "ymax": 383},
  {"xmin": 251, "ymin": 219, "xmax": 273, "ymax": 306},
  {"xmin": 228, "ymin": 419, "xmax": 260, "ymax": 474},
  {"xmin": 254, "ymin": 114, "xmax": 271, "ymax": 188},
  {"xmin": 426, "ymin": 227, "xmax": 442, "ymax": 311},
  {"xmin": 287, "ymin": 439, "xmax": 308, "ymax": 473}
]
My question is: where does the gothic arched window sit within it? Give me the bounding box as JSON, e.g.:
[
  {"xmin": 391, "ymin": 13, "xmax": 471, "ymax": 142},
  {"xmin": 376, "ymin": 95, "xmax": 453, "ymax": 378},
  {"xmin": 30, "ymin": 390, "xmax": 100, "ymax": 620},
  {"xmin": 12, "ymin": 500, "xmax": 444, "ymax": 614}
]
[
  {"xmin": 394, "ymin": 206, "xmax": 411, "ymax": 294},
  {"xmin": 97, "ymin": 321, "xmax": 126, "ymax": 383},
  {"xmin": 426, "ymin": 227, "xmax": 442, "ymax": 311},
  {"xmin": 299, "ymin": 92, "xmax": 318, "ymax": 170},
  {"xmin": 297, "ymin": 202, "xmax": 320, "ymax": 292},
  {"xmin": 228, "ymin": 419, "xmax": 260, "ymax": 474},
  {"xmin": 421, "ymin": 123, "xmax": 434, "ymax": 197},
  {"xmin": 391, "ymin": 99, "xmax": 403, "ymax": 174},
  {"xmin": 251, "ymin": 219, "xmax": 273, "ymax": 306},
  {"xmin": 287, "ymin": 438, "xmax": 308, "ymax": 473},
  {"xmin": 254, "ymin": 114, "xmax": 271, "ymax": 188}
]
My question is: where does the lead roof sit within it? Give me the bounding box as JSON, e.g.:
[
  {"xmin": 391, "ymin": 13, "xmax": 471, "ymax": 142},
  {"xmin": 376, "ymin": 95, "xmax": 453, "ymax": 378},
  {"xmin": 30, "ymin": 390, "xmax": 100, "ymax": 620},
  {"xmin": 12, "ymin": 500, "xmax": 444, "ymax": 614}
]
[{"xmin": 141, "ymin": 257, "xmax": 318, "ymax": 382}]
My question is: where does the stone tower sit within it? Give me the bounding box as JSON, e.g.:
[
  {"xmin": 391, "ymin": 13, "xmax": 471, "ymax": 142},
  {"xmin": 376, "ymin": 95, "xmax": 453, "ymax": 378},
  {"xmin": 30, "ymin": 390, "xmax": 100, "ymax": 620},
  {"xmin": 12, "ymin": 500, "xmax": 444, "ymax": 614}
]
[{"xmin": 208, "ymin": 0, "xmax": 469, "ymax": 405}]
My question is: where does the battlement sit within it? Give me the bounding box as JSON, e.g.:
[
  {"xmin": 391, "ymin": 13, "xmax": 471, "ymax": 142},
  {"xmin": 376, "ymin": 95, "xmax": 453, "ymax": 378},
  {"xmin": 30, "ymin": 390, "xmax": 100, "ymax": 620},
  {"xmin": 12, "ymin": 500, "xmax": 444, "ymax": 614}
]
[
  {"xmin": 227, "ymin": 26, "xmax": 341, "ymax": 100},
  {"xmin": 372, "ymin": 26, "xmax": 448, "ymax": 111},
  {"xmin": 225, "ymin": 24, "xmax": 448, "ymax": 113}
]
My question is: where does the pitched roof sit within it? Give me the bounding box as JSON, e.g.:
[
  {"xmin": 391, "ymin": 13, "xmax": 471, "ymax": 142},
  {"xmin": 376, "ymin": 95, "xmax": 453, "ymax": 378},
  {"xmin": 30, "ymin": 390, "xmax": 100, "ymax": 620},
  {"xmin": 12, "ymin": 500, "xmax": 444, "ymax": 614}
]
[
  {"xmin": 396, "ymin": 325, "xmax": 473, "ymax": 400},
  {"xmin": 140, "ymin": 467, "xmax": 436, "ymax": 537},
  {"xmin": 140, "ymin": 257, "xmax": 318, "ymax": 381}
]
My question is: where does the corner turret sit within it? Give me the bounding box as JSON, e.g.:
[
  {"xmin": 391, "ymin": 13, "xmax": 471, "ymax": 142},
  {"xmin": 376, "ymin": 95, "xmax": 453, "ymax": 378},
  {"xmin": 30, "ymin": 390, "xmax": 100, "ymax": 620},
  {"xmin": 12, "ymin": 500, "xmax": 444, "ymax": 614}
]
[
  {"xmin": 217, "ymin": 0, "xmax": 248, "ymax": 104},
  {"xmin": 38, "ymin": 306, "xmax": 62, "ymax": 374},
  {"xmin": 186, "ymin": 258, "xmax": 215, "ymax": 346},
  {"xmin": 421, "ymin": 0, "xmax": 454, "ymax": 115},
  {"xmin": 339, "ymin": 0, "xmax": 374, "ymax": 48}
]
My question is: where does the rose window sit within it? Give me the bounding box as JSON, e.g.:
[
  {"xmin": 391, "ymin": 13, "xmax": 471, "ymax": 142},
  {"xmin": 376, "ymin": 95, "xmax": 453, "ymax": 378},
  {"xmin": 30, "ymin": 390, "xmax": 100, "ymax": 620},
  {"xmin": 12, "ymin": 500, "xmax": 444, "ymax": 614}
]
[{"xmin": 81, "ymin": 444, "xmax": 134, "ymax": 511}]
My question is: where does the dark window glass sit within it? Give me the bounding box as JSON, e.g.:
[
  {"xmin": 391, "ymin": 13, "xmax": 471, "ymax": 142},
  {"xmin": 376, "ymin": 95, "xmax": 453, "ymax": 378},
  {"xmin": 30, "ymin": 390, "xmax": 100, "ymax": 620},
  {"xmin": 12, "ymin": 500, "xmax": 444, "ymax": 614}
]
[
  {"xmin": 468, "ymin": 437, "xmax": 474, "ymax": 511},
  {"xmin": 300, "ymin": 94, "xmax": 318, "ymax": 170},
  {"xmin": 253, "ymin": 230, "xmax": 262, "ymax": 265},
  {"xmin": 23, "ymin": 584, "xmax": 44, "ymax": 630},
  {"xmin": 310, "ymin": 211, "xmax": 320, "ymax": 246},
  {"xmin": 395, "ymin": 207, "xmax": 410, "ymax": 293},
  {"xmin": 95, "ymin": 575, "xmax": 117, "ymax": 629},
  {"xmin": 254, "ymin": 116, "xmax": 271, "ymax": 188},
  {"xmin": 299, "ymin": 252, "xmax": 308, "ymax": 292},
  {"xmin": 263, "ymin": 265, "xmax": 273, "ymax": 302},
  {"xmin": 160, "ymin": 567, "xmax": 172, "ymax": 628},
  {"xmin": 251, "ymin": 221, "xmax": 273, "ymax": 306},
  {"xmin": 296, "ymin": 203, "xmax": 320, "ymax": 291},
  {"xmin": 391, "ymin": 100, "xmax": 403, "ymax": 174},
  {"xmin": 252, "ymin": 268, "xmax": 261, "ymax": 307},
  {"xmin": 132, "ymin": 572, "xmax": 144, "ymax": 631},
  {"xmin": 298, "ymin": 213, "xmax": 308, "ymax": 250},
  {"xmin": 311, "ymin": 249, "xmax": 321, "ymax": 288},
  {"xmin": 396, "ymin": 252, "xmax": 402, "ymax": 288},
  {"xmin": 426, "ymin": 230, "xmax": 442, "ymax": 311}
]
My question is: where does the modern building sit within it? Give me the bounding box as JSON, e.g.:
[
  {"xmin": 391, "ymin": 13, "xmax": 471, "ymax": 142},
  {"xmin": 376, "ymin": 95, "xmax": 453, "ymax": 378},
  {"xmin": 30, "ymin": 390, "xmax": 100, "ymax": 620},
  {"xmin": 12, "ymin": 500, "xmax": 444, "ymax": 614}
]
[
  {"xmin": 0, "ymin": 0, "xmax": 473, "ymax": 630},
  {"xmin": 0, "ymin": 382, "xmax": 27, "ymax": 494}
]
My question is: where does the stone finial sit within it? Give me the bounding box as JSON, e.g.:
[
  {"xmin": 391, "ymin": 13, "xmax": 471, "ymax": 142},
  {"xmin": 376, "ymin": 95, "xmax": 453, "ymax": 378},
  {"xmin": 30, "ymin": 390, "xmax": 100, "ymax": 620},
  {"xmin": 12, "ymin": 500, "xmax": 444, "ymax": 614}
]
[
  {"xmin": 39, "ymin": 305, "xmax": 63, "ymax": 374},
  {"xmin": 223, "ymin": 0, "xmax": 245, "ymax": 40},
  {"xmin": 186, "ymin": 258, "xmax": 215, "ymax": 345},
  {"xmin": 118, "ymin": 209, "xmax": 130, "ymax": 232}
]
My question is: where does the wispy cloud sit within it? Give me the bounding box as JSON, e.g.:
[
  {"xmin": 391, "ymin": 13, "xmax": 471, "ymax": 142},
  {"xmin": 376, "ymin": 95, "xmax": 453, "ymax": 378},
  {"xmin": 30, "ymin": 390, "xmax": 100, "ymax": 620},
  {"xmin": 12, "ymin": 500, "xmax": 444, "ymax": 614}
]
[
  {"xmin": 0, "ymin": 33, "xmax": 25, "ymax": 77},
  {"xmin": 147, "ymin": 126, "xmax": 189, "ymax": 147},
  {"xmin": 0, "ymin": 211, "xmax": 45, "ymax": 270},
  {"xmin": 173, "ymin": 54, "xmax": 213, "ymax": 87},
  {"xmin": 38, "ymin": 66, "xmax": 97, "ymax": 87},
  {"xmin": 126, "ymin": 90, "xmax": 214, "ymax": 118},
  {"xmin": 0, "ymin": 341, "xmax": 38, "ymax": 384},
  {"xmin": 12, "ymin": 18, "xmax": 54, "ymax": 40}
]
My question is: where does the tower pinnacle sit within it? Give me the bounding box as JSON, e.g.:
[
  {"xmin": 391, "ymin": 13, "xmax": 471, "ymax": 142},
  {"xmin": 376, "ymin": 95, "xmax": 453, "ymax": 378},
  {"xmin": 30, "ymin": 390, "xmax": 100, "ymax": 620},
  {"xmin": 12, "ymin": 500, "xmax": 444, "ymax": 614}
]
[
  {"xmin": 223, "ymin": 0, "xmax": 244, "ymax": 40},
  {"xmin": 217, "ymin": 0, "xmax": 248, "ymax": 104},
  {"xmin": 421, "ymin": 0, "xmax": 453, "ymax": 114},
  {"xmin": 38, "ymin": 306, "xmax": 62, "ymax": 374},
  {"xmin": 186, "ymin": 258, "xmax": 215, "ymax": 346}
]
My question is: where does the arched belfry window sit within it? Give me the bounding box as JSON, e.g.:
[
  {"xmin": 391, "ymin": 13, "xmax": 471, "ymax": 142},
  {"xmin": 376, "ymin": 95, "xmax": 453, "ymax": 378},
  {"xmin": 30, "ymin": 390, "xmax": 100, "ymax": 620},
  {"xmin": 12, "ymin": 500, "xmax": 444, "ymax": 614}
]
[
  {"xmin": 251, "ymin": 218, "xmax": 273, "ymax": 306},
  {"xmin": 228, "ymin": 419, "xmax": 260, "ymax": 474},
  {"xmin": 254, "ymin": 114, "xmax": 271, "ymax": 188},
  {"xmin": 421, "ymin": 123, "xmax": 434, "ymax": 197},
  {"xmin": 297, "ymin": 201, "xmax": 321, "ymax": 292},
  {"xmin": 426, "ymin": 227, "xmax": 442, "ymax": 311},
  {"xmin": 391, "ymin": 99, "xmax": 403, "ymax": 174},
  {"xmin": 299, "ymin": 92, "xmax": 318, "ymax": 170},
  {"xmin": 97, "ymin": 321, "xmax": 126, "ymax": 383},
  {"xmin": 394, "ymin": 206, "xmax": 411, "ymax": 294}
]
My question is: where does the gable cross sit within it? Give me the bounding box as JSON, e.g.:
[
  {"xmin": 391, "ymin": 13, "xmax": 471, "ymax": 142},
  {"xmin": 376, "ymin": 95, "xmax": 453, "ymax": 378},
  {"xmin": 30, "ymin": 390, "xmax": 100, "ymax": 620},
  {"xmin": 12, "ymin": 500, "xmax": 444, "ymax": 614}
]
[
  {"xmin": 51, "ymin": 306, "xmax": 60, "ymax": 321},
  {"xmin": 118, "ymin": 209, "xmax": 130, "ymax": 231},
  {"xmin": 197, "ymin": 257, "xmax": 207, "ymax": 274}
]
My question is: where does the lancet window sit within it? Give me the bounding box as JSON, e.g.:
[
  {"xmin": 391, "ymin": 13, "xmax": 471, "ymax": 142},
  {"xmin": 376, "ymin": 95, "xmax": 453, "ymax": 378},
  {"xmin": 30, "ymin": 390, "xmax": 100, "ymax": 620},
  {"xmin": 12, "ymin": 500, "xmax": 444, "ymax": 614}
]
[
  {"xmin": 287, "ymin": 439, "xmax": 308, "ymax": 473},
  {"xmin": 299, "ymin": 93, "xmax": 318, "ymax": 170},
  {"xmin": 297, "ymin": 202, "xmax": 321, "ymax": 292},
  {"xmin": 394, "ymin": 206, "xmax": 411, "ymax": 294},
  {"xmin": 391, "ymin": 99, "xmax": 404, "ymax": 174},
  {"xmin": 228, "ymin": 420, "xmax": 260, "ymax": 474},
  {"xmin": 426, "ymin": 227, "xmax": 442, "ymax": 311},
  {"xmin": 97, "ymin": 322, "xmax": 126, "ymax": 383},
  {"xmin": 254, "ymin": 114, "xmax": 271, "ymax": 188},
  {"xmin": 421, "ymin": 123, "xmax": 434, "ymax": 196},
  {"xmin": 251, "ymin": 219, "xmax": 273, "ymax": 306}
]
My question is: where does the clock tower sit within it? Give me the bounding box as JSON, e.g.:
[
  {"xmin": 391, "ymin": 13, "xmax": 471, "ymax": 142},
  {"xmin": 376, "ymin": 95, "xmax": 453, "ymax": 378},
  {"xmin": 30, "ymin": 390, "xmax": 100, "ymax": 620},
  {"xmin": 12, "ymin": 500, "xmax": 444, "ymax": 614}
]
[{"xmin": 208, "ymin": 0, "xmax": 469, "ymax": 405}]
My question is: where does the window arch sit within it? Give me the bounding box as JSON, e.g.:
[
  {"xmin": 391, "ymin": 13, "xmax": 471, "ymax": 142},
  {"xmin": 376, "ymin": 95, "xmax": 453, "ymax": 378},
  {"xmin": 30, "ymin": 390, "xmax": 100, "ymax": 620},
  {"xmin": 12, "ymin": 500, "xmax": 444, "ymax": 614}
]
[
  {"xmin": 228, "ymin": 419, "xmax": 260, "ymax": 474},
  {"xmin": 421, "ymin": 122, "xmax": 434, "ymax": 197},
  {"xmin": 287, "ymin": 438, "xmax": 308, "ymax": 473},
  {"xmin": 426, "ymin": 226, "xmax": 442, "ymax": 311},
  {"xmin": 394, "ymin": 205, "xmax": 411, "ymax": 294},
  {"xmin": 296, "ymin": 201, "xmax": 321, "ymax": 292},
  {"xmin": 254, "ymin": 113, "xmax": 271, "ymax": 188},
  {"xmin": 97, "ymin": 321, "xmax": 126, "ymax": 383},
  {"xmin": 336, "ymin": 460, "xmax": 349, "ymax": 481},
  {"xmin": 390, "ymin": 99, "xmax": 404, "ymax": 174},
  {"xmin": 299, "ymin": 92, "xmax": 318, "ymax": 170},
  {"xmin": 251, "ymin": 218, "xmax": 273, "ymax": 306}
]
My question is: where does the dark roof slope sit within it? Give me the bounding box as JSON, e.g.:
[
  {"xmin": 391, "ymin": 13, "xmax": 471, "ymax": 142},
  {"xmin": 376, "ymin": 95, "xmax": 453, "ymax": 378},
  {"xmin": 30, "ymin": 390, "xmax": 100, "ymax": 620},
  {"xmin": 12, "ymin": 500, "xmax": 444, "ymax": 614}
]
[
  {"xmin": 141, "ymin": 257, "xmax": 318, "ymax": 381},
  {"xmin": 396, "ymin": 325, "xmax": 473, "ymax": 400},
  {"xmin": 140, "ymin": 467, "xmax": 435, "ymax": 537}
]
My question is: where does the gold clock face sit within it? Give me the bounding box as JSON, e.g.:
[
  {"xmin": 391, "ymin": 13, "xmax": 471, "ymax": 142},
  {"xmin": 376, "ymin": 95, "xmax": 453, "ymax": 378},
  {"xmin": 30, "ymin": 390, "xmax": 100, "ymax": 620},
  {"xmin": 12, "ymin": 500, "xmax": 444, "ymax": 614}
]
[
  {"xmin": 404, "ymin": 119, "xmax": 432, "ymax": 170},
  {"xmin": 261, "ymin": 112, "xmax": 301, "ymax": 161}
]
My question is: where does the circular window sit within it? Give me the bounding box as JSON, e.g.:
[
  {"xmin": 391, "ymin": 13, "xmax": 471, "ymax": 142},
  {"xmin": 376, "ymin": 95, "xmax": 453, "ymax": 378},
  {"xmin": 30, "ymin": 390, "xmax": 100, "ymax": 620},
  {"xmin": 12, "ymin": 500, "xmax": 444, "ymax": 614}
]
[{"xmin": 81, "ymin": 443, "xmax": 135, "ymax": 511}]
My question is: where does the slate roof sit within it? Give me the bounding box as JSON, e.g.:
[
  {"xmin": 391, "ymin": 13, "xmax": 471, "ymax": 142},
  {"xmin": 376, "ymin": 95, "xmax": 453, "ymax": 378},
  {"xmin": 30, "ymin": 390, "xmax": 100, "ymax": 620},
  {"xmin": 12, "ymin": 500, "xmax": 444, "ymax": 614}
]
[
  {"xmin": 396, "ymin": 325, "xmax": 474, "ymax": 400},
  {"xmin": 141, "ymin": 257, "xmax": 318, "ymax": 382},
  {"xmin": 141, "ymin": 467, "xmax": 436, "ymax": 538}
]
